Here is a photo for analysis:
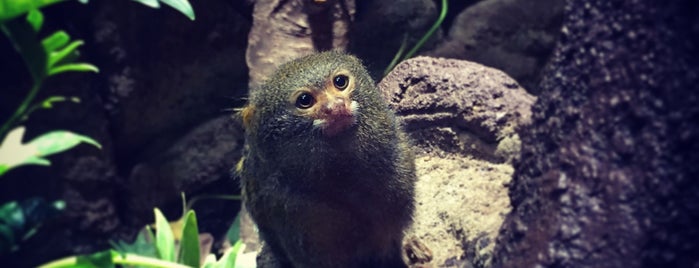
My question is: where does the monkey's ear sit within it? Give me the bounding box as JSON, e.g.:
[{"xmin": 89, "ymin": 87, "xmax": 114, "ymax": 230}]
[{"xmin": 240, "ymin": 105, "xmax": 256, "ymax": 130}]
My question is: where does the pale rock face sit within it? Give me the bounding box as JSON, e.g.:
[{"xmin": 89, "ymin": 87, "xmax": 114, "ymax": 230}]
[{"xmin": 378, "ymin": 56, "xmax": 535, "ymax": 267}]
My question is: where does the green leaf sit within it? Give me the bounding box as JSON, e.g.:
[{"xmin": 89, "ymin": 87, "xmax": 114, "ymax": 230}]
[
  {"xmin": 48, "ymin": 62, "xmax": 99, "ymax": 75},
  {"xmin": 0, "ymin": 0, "xmax": 68, "ymax": 22},
  {"xmin": 131, "ymin": 0, "xmax": 160, "ymax": 8},
  {"xmin": 225, "ymin": 240, "xmax": 243, "ymax": 268},
  {"xmin": 47, "ymin": 39, "xmax": 82, "ymax": 69},
  {"xmin": 0, "ymin": 127, "xmax": 101, "ymax": 176},
  {"xmin": 179, "ymin": 210, "xmax": 200, "ymax": 267},
  {"xmin": 0, "ymin": 201, "xmax": 23, "ymax": 251},
  {"xmin": 111, "ymin": 227, "xmax": 158, "ymax": 261},
  {"xmin": 26, "ymin": 9, "xmax": 43, "ymax": 32},
  {"xmin": 40, "ymin": 96, "xmax": 66, "ymax": 108},
  {"xmin": 28, "ymin": 129, "xmax": 101, "ymax": 155},
  {"xmin": 0, "ymin": 202, "xmax": 24, "ymax": 231},
  {"xmin": 1, "ymin": 11, "xmax": 48, "ymax": 82},
  {"xmin": 159, "ymin": 0, "xmax": 195, "ymax": 20},
  {"xmin": 75, "ymin": 250, "xmax": 116, "ymax": 268},
  {"xmin": 0, "ymin": 198, "xmax": 65, "ymax": 254},
  {"xmin": 226, "ymin": 213, "xmax": 241, "ymax": 245},
  {"xmin": 41, "ymin": 31, "xmax": 70, "ymax": 53},
  {"xmin": 153, "ymin": 208, "xmax": 175, "ymax": 262}
]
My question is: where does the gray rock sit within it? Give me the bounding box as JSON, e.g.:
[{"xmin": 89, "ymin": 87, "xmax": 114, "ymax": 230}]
[
  {"xmin": 379, "ymin": 56, "xmax": 535, "ymax": 163},
  {"xmin": 126, "ymin": 115, "xmax": 244, "ymax": 227},
  {"xmin": 92, "ymin": 0, "xmax": 250, "ymax": 160},
  {"xmin": 428, "ymin": 0, "xmax": 564, "ymax": 94},
  {"xmin": 493, "ymin": 0, "xmax": 699, "ymax": 267},
  {"xmin": 378, "ymin": 56, "xmax": 535, "ymax": 267}
]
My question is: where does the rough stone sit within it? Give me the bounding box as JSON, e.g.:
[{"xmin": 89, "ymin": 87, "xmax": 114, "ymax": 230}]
[
  {"xmin": 492, "ymin": 0, "xmax": 699, "ymax": 267},
  {"xmin": 91, "ymin": 0, "xmax": 250, "ymax": 163},
  {"xmin": 428, "ymin": 0, "xmax": 565, "ymax": 94},
  {"xmin": 125, "ymin": 116, "xmax": 244, "ymax": 229},
  {"xmin": 405, "ymin": 154, "xmax": 512, "ymax": 268},
  {"xmin": 379, "ymin": 56, "xmax": 535, "ymax": 163},
  {"xmin": 378, "ymin": 56, "xmax": 535, "ymax": 267}
]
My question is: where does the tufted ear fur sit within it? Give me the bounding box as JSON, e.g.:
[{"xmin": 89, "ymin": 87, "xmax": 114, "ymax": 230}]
[{"xmin": 240, "ymin": 105, "xmax": 255, "ymax": 130}]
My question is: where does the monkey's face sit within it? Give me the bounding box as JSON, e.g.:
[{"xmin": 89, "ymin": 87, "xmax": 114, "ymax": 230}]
[
  {"xmin": 241, "ymin": 52, "xmax": 387, "ymax": 163},
  {"xmin": 289, "ymin": 69, "xmax": 360, "ymax": 137}
]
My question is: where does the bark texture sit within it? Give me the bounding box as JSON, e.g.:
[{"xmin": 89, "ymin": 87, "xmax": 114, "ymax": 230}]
[{"xmin": 492, "ymin": 0, "xmax": 699, "ymax": 267}]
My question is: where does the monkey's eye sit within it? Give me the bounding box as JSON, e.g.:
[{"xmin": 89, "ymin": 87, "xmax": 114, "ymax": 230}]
[
  {"xmin": 295, "ymin": 92, "xmax": 315, "ymax": 109},
  {"xmin": 333, "ymin": 75, "xmax": 349, "ymax": 90}
]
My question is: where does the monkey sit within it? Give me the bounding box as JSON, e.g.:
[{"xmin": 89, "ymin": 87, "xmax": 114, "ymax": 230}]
[{"xmin": 236, "ymin": 51, "xmax": 416, "ymax": 268}]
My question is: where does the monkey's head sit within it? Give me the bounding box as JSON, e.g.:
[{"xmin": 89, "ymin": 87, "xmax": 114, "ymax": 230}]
[{"xmin": 240, "ymin": 51, "xmax": 392, "ymax": 163}]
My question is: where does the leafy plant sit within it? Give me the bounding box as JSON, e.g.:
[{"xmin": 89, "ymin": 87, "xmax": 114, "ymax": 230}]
[
  {"xmin": 0, "ymin": 8, "xmax": 99, "ymax": 136},
  {"xmin": 131, "ymin": 0, "xmax": 196, "ymax": 21},
  {"xmin": 40, "ymin": 207, "xmax": 245, "ymax": 268},
  {"xmin": 0, "ymin": 0, "xmax": 196, "ymax": 262},
  {"xmin": 0, "ymin": 0, "xmax": 197, "ymax": 177},
  {"xmin": 0, "ymin": 198, "xmax": 65, "ymax": 254},
  {"xmin": 0, "ymin": 126, "xmax": 100, "ymax": 176},
  {"xmin": 0, "ymin": 0, "xmax": 72, "ymax": 22},
  {"xmin": 0, "ymin": 5, "xmax": 102, "ymax": 177}
]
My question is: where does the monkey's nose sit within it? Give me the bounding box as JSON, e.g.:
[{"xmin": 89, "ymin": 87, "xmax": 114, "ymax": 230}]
[{"xmin": 321, "ymin": 98, "xmax": 351, "ymax": 116}]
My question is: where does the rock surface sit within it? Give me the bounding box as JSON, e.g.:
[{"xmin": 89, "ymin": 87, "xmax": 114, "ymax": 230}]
[
  {"xmin": 492, "ymin": 0, "xmax": 699, "ymax": 267},
  {"xmin": 379, "ymin": 57, "xmax": 535, "ymax": 163},
  {"xmin": 428, "ymin": 0, "xmax": 565, "ymax": 94},
  {"xmin": 379, "ymin": 57, "xmax": 534, "ymax": 267}
]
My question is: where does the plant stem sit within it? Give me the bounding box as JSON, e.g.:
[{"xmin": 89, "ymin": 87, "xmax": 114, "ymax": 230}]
[
  {"xmin": 39, "ymin": 252, "xmax": 192, "ymax": 268},
  {"xmin": 0, "ymin": 81, "xmax": 42, "ymax": 137},
  {"xmin": 383, "ymin": 34, "xmax": 409, "ymax": 77},
  {"xmin": 0, "ymin": 22, "xmax": 45, "ymax": 138},
  {"xmin": 401, "ymin": 0, "xmax": 448, "ymax": 60},
  {"xmin": 114, "ymin": 254, "xmax": 191, "ymax": 268}
]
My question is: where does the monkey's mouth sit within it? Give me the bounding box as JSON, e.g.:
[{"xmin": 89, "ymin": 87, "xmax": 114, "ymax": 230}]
[
  {"xmin": 313, "ymin": 100, "xmax": 359, "ymax": 137},
  {"xmin": 313, "ymin": 114, "xmax": 356, "ymax": 137}
]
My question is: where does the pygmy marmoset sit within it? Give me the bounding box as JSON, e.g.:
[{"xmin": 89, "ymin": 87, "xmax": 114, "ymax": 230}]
[{"xmin": 237, "ymin": 51, "xmax": 416, "ymax": 267}]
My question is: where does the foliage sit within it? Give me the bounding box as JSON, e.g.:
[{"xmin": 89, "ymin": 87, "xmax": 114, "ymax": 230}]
[
  {"xmin": 131, "ymin": 0, "xmax": 196, "ymax": 21},
  {"xmin": 0, "ymin": 4, "xmax": 100, "ymax": 256},
  {"xmin": 0, "ymin": 7, "xmax": 99, "ymax": 137},
  {"xmin": 0, "ymin": 5, "xmax": 101, "ymax": 178},
  {"xmin": 383, "ymin": 0, "xmax": 448, "ymax": 76},
  {"xmin": 0, "ymin": 126, "xmax": 100, "ymax": 176},
  {"xmin": 0, "ymin": 1, "xmax": 229, "ymax": 267},
  {"xmin": 0, "ymin": 0, "xmax": 69, "ymax": 22},
  {"xmin": 0, "ymin": 0, "xmax": 196, "ymax": 177},
  {"xmin": 0, "ymin": 198, "xmax": 65, "ymax": 254},
  {"xmin": 40, "ymin": 207, "xmax": 246, "ymax": 268}
]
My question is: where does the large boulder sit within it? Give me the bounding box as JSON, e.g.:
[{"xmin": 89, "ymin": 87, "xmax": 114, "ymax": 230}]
[
  {"xmin": 492, "ymin": 0, "xmax": 699, "ymax": 267},
  {"xmin": 381, "ymin": 57, "xmax": 535, "ymax": 267},
  {"xmin": 428, "ymin": 0, "xmax": 565, "ymax": 94}
]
